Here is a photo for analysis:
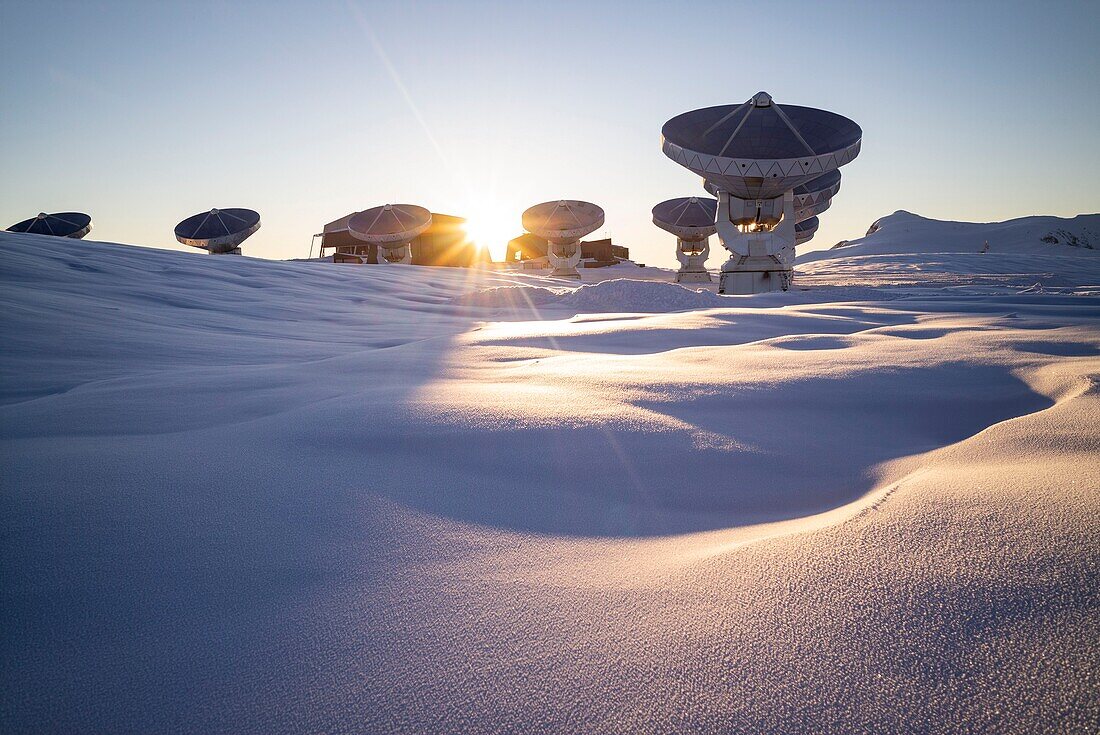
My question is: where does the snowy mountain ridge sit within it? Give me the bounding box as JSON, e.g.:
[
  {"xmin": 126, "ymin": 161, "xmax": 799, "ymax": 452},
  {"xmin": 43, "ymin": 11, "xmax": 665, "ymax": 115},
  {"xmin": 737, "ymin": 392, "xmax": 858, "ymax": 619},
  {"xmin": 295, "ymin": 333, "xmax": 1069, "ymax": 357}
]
[{"xmin": 801, "ymin": 210, "xmax": 1100, "ymax": 262}]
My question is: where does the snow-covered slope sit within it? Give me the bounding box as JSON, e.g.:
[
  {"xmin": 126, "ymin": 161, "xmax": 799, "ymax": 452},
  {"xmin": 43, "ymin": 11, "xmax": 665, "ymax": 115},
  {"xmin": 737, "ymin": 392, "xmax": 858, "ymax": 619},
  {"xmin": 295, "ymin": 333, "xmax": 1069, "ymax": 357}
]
[
  {"xmin": 796, "ymin": 211, "xmax": 1100, "ymax": 294},
  {"xmin": 804, "ymin": 210, "xmax": 1100, "ymax": 259},
  {"xmin": 2, "ymin": 231, "xmax": 1098, "ymax": 733}
]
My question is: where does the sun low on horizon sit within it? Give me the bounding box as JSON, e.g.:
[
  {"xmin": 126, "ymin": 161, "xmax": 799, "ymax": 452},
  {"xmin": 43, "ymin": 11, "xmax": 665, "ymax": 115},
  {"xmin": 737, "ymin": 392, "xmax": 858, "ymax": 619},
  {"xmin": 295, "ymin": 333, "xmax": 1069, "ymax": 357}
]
[{"xmin": 462, "ymin": 202, "xmax": 518, "ymax": 262}]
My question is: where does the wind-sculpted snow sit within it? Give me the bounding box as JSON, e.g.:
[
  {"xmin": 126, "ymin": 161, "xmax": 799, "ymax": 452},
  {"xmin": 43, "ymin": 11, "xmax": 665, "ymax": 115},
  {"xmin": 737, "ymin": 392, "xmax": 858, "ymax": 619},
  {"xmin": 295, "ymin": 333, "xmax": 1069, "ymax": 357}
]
[
  {"xmin": 2, "ymin": 230, "xmax": 1098, "ymax": 733},
  {"xmin": 457, "ymin": 278, "xmax": 732, "ymax": 313}
]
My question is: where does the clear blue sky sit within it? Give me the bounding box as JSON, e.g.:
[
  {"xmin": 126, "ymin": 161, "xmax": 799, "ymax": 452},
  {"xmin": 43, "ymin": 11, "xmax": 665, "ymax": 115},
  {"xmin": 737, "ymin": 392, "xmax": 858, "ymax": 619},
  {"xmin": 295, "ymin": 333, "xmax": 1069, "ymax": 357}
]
[{"xmin": 2, "ymin": 0, "xmax": 1097, "ymax": 265}]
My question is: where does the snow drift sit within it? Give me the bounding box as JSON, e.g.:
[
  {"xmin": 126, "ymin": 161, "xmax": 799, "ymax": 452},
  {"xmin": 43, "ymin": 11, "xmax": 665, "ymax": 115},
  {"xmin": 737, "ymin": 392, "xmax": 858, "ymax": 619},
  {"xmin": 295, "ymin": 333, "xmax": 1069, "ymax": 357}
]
[
  {"xmin": 2, "ymin": 227, "xmax": 1098, "ymax": 733},
  {"xmin": 456, "ymin": 278, "xmax": 732, "ymax": 313}
]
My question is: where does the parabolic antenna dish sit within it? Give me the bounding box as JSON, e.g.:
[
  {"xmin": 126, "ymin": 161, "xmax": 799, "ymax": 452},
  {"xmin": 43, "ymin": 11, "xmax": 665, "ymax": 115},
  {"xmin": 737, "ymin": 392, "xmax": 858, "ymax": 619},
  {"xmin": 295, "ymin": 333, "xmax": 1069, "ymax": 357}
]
[
  {"xmin": 795, "ymin": 216, "xmax": 820, "ymax": 245},
  {"xmin": 706, "ymin": 169, "xmax": 838, "ymax": 223},
  {"xmin": 175, "ymin": 208, "xmax": 261, "ymax": 253},
  {"xmin": 652, "ymin": 196, "xmax": 718, "ymax": 241},
  {"xmin": 795, "ymin": 196, "xmax": 832, "ymax": 223},
  {"xmin": 522, "ymin": 200, "xmax": 604, "ymax": 244},
  {"xmin": 348, "ymin": 204, "xmax": 432, "ymax": 245},
  {"xmin": 7, "ymin": 212, "xmax": 92, "ymax": 239},
  {"xmin": 703, "ymin": 169, "xmax": 841, "ymax": 208},
  {"xmin": 793, "ymin": 170, "xmax": 841, "ymax": 208},
  {"xmin": 662, "ymin": 91, "xmax": 861, "ymax": 200}
]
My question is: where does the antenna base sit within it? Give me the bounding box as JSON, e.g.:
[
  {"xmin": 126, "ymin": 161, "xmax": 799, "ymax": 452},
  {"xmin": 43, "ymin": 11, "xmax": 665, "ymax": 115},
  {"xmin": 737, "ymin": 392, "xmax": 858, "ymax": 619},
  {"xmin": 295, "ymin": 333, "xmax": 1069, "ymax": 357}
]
[
  {"xmin": 675, "ymin": 238, "xmax": 712, "ymax": 283},
  {"xmin": 676, "ymin": 271, "xmax": 713, "ymax": 284},
  {"xmin": 714, "ymin": 190, "xmax": 796, "ymax": 294},
  {"xmin": 378, "ymin": 244, "xmax": 412, "ymax": 264},
  {"xmin": 547, "ymin": 239, "xmax": 583, "ymax": 279},
  {"xmin": 718, "ymin": 256, "xmax": 792, "ymax": 294}
]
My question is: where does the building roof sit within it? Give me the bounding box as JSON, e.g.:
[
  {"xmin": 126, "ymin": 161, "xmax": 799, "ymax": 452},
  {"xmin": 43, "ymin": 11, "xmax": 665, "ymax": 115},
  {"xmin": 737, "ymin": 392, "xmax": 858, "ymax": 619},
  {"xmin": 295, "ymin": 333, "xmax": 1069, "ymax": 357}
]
[
  {"xmin": 507, "ymin": 233, "xmax": 547, "ymax": 247},
  {"xmin": 325, "ymin": 211, "xmax": 465, "ymax": 234}
]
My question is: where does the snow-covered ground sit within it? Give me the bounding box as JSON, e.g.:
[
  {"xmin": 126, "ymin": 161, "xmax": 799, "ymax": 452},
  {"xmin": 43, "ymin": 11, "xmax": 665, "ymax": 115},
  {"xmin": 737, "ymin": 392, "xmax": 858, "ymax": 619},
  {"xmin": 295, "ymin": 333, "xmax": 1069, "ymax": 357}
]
[
  {"xmin": 797, "ymin": 210, "xmax": 1100, "ymax": 295},
  {"xmin": 2, "ymin": 212, "xmax": 1098, "ymax": 733}
]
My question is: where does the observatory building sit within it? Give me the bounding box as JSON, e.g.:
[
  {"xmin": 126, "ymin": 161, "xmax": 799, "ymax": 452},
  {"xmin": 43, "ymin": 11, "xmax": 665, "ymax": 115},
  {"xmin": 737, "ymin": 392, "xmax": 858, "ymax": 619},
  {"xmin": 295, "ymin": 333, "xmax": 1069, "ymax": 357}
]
[
  {"xmin": 521, "ymin": 200, "xmax": 605, "ymax": 279},
  {"xmin": 505, "ymin": 234, "xmax": 629, "ymax": 269},
  {"xmin": 7, "ymin": 212, "xmax": 92, "ymax": 239},
  {"xmin": 319, "ymin": 210, "xmax": 490, "ymax": 267},
  {"xmin": 662, "ymin": 91, "xmax": 861, "ymax": 294},
  {"xmin": 174, "ymin": 208, "xmax": 260, "ymax": 255}
]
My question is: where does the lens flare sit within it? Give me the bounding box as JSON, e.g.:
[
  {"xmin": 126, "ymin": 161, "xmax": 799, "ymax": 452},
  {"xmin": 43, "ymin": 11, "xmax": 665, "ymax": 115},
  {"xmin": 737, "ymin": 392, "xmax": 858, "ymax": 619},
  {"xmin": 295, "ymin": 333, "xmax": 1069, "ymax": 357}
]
[{"xmin": 462, "ymin": 205, "xmax": 516, "ymax": 262}]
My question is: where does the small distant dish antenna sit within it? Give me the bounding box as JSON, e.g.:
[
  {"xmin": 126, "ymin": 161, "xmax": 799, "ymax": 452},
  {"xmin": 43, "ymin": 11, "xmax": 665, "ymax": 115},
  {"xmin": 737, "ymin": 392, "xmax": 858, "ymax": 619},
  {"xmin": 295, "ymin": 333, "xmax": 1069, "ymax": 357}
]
[
  {"xmin": 7, "ymin": 212, "xmax": 92, "ymax": 239},
  {"xmin": 174, "ymin": 208, "xmax": 260, "ymax": 255},
  {"xmin": 348, "ymin": 204, "xmax": 431, "ymax": 264},
  {"xmin": 662, "ymin": 91, "xmax": 861, "ymax": 294},
  {"xmin": 652, "ymin": 196, "xmax": 717, "ymax": 284},
  {"xmin": 521, "ymin": 200, "xmax": 604, "ymax": 279},
  {"xmin": 791, "ymin": 171, "xmax": 839, "ymax": 221},
  {"xmin": 795, "ymin": 196, "xmax": 832, "ymax": 223},
  {"xmin": 795, "ymin": 216, "xmax": 819, "ymax": 245},
  {"xmin": 718, "ymin": 171, "xmax": 839, "ymax": 222},
  {"xmin": 793, "ymin": 171, "xmax": 841, "ymax": 209}
]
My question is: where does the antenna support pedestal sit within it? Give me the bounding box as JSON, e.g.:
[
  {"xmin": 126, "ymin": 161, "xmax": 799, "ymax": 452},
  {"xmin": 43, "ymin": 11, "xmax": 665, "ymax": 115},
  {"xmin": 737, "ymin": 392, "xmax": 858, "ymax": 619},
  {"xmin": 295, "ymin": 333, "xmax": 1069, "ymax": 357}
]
[
  {"xmin": 547, "ymin": 240, "xmax": 583, "ymax": 279},
  {"xmin": 675, "ymin": 238, "xmax": 712, "ymax": 284},
  {"xmin": 378, "ymin": 244, "xmax": 412, "ymax": 264},
  {"xmin": 715, "ymin": 190, "xmax": 795, "ymax": 294}
]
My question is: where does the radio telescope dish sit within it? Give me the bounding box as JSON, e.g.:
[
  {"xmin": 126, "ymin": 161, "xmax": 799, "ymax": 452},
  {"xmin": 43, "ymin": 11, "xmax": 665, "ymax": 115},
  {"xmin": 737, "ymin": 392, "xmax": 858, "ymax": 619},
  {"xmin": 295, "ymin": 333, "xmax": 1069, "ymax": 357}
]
[
  {"xmin": 661, "ymin": 91, "xmax": 861, "ymax": 295},
  {"xmin": 795, "ymin": 216, "xmax": 819, "ymax": 245},
  {"xmin": 662, "ymin": 91, "xmax": 861, "ymax": 200},
  {"xmin": 704, "ymin": 175, "xmax": 834, "ymax": 223},
  {"xmin": 652, "ymin": 196, "xmax": 717, "ymax": 284},
  {"xmin": 7, "ymin": 212, "xmax": 92, "ymax": 239},
  {"xmin": 522, "ymin": 200, "xmax": 604, "ymax": 279},
  {"xmin": 702, "ymin": 169, "xmax": 840, "ymax": 227},
  {"xmin": 652, "ymin": 196, "xmax": 717, "ymax": 241},
  {"xmin": 795, "ymin": 196, "xmax": 832, "ymax": 223},
  {"xmin": 174, "ymin": 208, "xmax": 260, "ymax": 255},
  {"xmin": 704, "ymin": 168, "xmax": 842, "ymax": 208},
  {"xmin": 522, "ymin": 200, "xmax": 604, "ymax": 244},
  {"xmin": 348, "ymin": 204, "xmax": 431, "ymax": 264},
  {"xmin": 793, "ymin": 170, "xmax": 841, "ymax": 209}
]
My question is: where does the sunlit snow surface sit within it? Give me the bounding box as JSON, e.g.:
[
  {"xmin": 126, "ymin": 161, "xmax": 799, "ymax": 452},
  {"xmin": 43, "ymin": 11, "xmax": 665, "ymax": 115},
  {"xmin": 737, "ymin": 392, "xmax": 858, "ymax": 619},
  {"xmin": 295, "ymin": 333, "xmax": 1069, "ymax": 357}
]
[{"xmin": 2, "ymin": 212, "xmax": 1099, "ymax": 733}]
